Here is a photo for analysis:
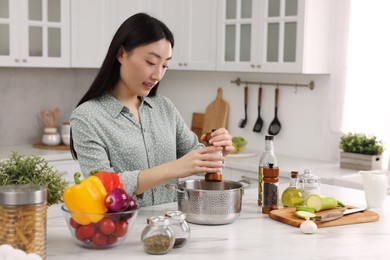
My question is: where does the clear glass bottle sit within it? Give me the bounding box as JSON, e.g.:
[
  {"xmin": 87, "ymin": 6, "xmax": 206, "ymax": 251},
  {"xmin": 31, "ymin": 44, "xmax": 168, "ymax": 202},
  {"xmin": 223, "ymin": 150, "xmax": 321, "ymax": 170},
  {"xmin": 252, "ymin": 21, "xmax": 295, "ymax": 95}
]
[
  {"xmin": 299, "ymin": 169, "xmax": 321, "ymax": 203},
  {"xmin": 165, "ymin": 210, "xmax": 190, "ymax": 248},
  {"xmin": 0, "ymin": 185, "xmax": 47, "ymax": 259},
  {"xmin": 259, "ymin": 135, "xmax": 279, "ymax": 214},
  {"xmin": 281, "ymin": 171, "xmax": 305, "ymax": 207},
  {"xmin": 205, "ymin": 129, "xmax": 223, "ymax": 182},
  {"xmin": 141, "ymin": 216, "xmax": 175, "ymax": 255}
]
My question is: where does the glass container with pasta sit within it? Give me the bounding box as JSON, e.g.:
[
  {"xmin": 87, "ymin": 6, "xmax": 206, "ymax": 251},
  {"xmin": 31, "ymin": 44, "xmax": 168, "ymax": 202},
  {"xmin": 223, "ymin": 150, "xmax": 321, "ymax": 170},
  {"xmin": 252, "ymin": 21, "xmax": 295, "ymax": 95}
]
[{"xmin": 0, "ymin": 185, "xmax": 47, "ymax": 259}]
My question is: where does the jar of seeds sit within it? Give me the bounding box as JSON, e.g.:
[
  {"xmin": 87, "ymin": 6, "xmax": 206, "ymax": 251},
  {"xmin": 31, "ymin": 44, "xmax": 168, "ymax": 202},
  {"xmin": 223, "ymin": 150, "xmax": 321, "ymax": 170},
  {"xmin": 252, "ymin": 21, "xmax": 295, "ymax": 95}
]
[
  {"xmin": 0, "ymin": 185, "xmax": 47, "ymax": 259},
  {"xmin": 165, "ymin": 210, "xmax": 190, "ymax": 248},
  {"xmin": 141, "ymin": 216, "xmax": 175, "ymax": 255}
]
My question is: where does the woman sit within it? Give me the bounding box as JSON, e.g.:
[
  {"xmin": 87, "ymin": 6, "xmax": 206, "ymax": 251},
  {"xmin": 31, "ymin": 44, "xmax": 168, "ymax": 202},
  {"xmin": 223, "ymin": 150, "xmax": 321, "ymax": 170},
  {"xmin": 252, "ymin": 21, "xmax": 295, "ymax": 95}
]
[{"xmin": 70, "ymin": 13, "xmax": 233, "ymax": 207}]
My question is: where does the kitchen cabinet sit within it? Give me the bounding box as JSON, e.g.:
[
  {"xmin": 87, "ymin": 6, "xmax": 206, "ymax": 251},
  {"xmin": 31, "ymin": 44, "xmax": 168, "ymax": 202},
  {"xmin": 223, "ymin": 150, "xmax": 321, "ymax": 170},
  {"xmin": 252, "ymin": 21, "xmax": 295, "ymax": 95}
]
[
  {"xmin": 0, "ymin": 0, "xmax": 70, "ymax": 67},
  {"xmin": 217, "ymin": 0, "xmax": 330, "ymax": 74},
  {"xmin": 48, "ymin": 158, "xmax": 81, "ymax": 184},
  {"xmin": 71, "ymin": 0, "xmax": 146, "ymax": 68},
  {"xmin": 148, "ymin": 0, "xmax": 217, "ymax": 71}
]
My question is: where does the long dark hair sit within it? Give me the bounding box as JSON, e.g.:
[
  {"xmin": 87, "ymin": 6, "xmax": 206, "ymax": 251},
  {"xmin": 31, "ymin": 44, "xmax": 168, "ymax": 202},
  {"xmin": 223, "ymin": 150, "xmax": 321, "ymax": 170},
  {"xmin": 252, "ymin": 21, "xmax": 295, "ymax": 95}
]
[{"xmin": 70, "ymin": 13, "xmax": 174, "ymax": 159}]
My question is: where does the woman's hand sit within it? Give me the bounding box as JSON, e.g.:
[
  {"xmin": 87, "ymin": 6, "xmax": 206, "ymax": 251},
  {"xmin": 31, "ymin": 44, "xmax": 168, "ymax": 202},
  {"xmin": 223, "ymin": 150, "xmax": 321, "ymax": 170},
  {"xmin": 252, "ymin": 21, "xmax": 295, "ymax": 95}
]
[
  {"xmin": 172, "ymin": 146, "xmax": 225, "ymax": 178},
  {"xmin": 201, "ymin": 128, "xmax": 234, "ymax": 157}
]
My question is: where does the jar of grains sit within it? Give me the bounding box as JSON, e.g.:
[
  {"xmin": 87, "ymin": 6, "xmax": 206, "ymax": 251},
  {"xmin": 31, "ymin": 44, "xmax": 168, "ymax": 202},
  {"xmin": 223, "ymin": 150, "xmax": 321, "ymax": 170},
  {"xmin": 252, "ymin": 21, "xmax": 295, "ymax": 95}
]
[
  {"xmin": 0, "ymin": 185, "xmax": 48, "ymax": 259},
  {"xmin": 141, "ymin": 216, "xmax": 175, "ymax": 255}
]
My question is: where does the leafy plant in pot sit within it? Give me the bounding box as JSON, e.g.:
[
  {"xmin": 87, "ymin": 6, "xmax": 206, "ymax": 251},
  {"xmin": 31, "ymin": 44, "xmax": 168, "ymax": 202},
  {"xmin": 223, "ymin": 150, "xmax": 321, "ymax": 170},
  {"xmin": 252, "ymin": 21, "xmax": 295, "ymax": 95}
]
[{"xmin": 339, "ymin": 132, "xmax": 385, "ymax": 170}]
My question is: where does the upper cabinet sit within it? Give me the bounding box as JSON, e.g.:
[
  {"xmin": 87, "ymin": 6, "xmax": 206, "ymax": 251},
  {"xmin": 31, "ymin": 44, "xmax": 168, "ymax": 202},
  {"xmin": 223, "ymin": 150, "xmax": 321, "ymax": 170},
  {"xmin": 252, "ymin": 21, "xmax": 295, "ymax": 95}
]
[
  {"xmin": 0, "ymin": 0, "xmax": 70, "ymax": 67},
  {"xmin": 217, "ymin": 0, "xmax": 330, "ymax": 74},
  {"xmin": 148, "ymin": 0, "xmax": 217, "ymax": 71},
  {"xmin": 71, "ymin": 0, "xmax": 146, "ymax": 68}
]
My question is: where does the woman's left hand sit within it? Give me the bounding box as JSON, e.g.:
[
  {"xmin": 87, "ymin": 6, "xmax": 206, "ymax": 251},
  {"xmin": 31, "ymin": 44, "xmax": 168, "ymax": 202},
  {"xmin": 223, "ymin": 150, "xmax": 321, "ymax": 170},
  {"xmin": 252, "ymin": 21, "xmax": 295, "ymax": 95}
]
[{"xmin": 201, "ymin": 128, "xmax": 234, "ymax": 157}]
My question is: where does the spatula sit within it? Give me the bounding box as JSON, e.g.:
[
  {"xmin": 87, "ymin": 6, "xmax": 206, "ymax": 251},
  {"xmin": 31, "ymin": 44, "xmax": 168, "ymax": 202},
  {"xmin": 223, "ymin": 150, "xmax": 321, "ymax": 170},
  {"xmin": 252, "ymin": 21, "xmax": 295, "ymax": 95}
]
[
  {"xmin": 253, "ymin": 86, "xmax": 263, "ymax": 133},
  {"xmin": 238, "ymin": 85, "xmax": 248, "ymax": 128},
  {"xmin": 268, "ymin": 87, "xmax": 282, "ymax": 135}
]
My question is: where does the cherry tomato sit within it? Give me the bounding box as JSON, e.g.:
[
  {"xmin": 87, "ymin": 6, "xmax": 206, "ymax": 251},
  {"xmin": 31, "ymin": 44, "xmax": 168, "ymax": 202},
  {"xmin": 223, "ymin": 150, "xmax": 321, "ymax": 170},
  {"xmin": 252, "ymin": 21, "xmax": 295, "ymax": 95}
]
[
  {"xmin": 76, "ymin": 224, "xmax": 95, "ymax": 241},
  {"xmin": 114, "ymin": 220, "xmax": 128, "ymax": 237},
  {"xmin": 70, "ymin": 218, "xmax": 80, "ymax": 229},
  {"xmin": 107, "ymin": 235, "xmax": 118, "ymax": 245},
  {"xmin": 98, "ymin": 218, "xmax": 116, "ymax": 235},
  {"xmin": 91, "ymin": 232, "xmax": 108, "ymax": 247}
]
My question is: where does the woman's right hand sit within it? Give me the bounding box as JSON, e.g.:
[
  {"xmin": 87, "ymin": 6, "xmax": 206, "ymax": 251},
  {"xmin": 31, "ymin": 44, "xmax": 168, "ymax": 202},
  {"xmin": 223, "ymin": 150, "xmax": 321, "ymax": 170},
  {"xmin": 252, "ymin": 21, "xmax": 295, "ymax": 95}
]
[{"xmin": 172, "ymin": 146, "xmax": 224, "ymax": 178}]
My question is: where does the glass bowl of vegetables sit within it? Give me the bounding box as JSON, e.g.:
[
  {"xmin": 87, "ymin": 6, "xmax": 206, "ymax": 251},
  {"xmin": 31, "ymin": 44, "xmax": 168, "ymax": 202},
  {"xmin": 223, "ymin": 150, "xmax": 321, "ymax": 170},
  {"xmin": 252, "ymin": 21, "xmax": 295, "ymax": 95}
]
[{"xmin": 61, "ymin": 188, "xmax": 138, "ymax": 249}]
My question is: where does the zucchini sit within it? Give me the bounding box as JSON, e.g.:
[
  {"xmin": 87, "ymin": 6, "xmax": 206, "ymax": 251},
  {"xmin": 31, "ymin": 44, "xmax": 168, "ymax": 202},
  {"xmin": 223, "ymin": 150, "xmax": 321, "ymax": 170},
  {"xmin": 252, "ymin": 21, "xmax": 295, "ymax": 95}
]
[
  {"xmin": 295, "ymin": 205, "xmax": 315, "ymax": 213},
  {"xmin": 295, "ymin": 211, "xmax": 316, "ymax": 219},
  {"xmin": 306, "ymin": 194, "xmax": 345, "ymax": 212}
]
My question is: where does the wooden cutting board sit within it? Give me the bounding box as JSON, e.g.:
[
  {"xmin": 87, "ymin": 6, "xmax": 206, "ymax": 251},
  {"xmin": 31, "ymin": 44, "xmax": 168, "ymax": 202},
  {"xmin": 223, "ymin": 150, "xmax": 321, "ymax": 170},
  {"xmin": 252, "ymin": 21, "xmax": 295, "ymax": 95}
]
[
  {"xmin": 202, "ymin": 87, "xmax": 229, "ymax": 134},
  {"xmin": 269, "ymin": 206, "xmax": 379, "ymax": 228}
]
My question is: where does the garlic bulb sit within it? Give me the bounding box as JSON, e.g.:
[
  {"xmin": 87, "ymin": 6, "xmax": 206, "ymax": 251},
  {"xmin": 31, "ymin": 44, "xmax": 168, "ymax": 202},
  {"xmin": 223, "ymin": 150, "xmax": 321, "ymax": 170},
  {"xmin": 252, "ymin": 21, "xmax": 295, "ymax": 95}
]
[{"xmin": 300, "ymin": 216, "xmax": 318, "ymax": 234}]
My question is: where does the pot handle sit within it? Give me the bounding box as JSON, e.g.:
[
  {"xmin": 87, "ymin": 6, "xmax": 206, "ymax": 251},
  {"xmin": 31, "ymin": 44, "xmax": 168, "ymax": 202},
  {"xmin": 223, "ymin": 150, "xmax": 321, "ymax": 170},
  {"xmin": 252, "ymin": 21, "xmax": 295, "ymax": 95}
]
[
  {"xmin": 237, "ymin": 179, "xmax": 252, "ymax": 189},
  {"xmin": 164, "ymin": 184, "xmax": 189, "ymax": 200}
]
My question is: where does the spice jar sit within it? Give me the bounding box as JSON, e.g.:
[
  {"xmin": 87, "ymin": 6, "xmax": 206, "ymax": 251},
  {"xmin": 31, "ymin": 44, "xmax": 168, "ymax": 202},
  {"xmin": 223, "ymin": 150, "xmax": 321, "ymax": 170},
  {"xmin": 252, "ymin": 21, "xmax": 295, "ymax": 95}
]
[
  {"xmin": 204, "ymin": 129, "xmax": 223, "ymax": 182},
  {"xmin": 141, "ymin": 216, "xmax": 175, "ymax": 255},
  {"xmin": 165, "ymin": 210, "xmax": 190, "ymax": 248},
  {"xmin": 299, "ymin": 169, "xmax": 321, "ymax": 203},
  {"xmin": 0, "ymin": 185, "xmax": 48, "ymax": 259}
]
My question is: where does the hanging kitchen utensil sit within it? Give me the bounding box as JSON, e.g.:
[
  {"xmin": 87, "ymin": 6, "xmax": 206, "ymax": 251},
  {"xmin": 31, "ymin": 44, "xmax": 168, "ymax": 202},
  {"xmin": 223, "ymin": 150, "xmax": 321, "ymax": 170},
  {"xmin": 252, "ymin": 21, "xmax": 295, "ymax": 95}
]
[
  {"xmin": 253, "ymin": 85, "xmax": 263, "ymax": 133},
  {"xmin": 202, "ymin": 88, "xmax": 229, "ymax": 134},
  {"xmin": 238, "ymin": 84, "xmax": 248, "ymax": 128},
  {"xmin": 268, "ymin": 87, "xmax": 282, "ymax": 135}
]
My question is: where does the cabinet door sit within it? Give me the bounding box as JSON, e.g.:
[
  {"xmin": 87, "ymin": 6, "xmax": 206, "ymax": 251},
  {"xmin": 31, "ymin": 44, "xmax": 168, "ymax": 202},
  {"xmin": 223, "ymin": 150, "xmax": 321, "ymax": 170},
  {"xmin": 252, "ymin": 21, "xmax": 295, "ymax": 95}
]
[
  {"xmin": 0, "ymin": 0, "xmax": 19, "ymax": 66},
  {"xmin": 0, "ymin": 0, "xmax": 70, "ymax": 67},
  {"xmin": 149, "ymin": 0, "xmax": 217, "ymax": 71},
  {"xmin": 21, "ymin": 0, "xmax": 70, "ymax": 67},
  {"xmin": 260, "ymin": 0, "xmax": 301, "ymax": 72},
  {"xmin": 217, "ymin": 0, "xmax": 262, "ymax": 72},
  {"xmin": 71, "ymin": 0, "xmax": 108, "ymax": 68},
  {"xmin": 71, "ymin": 0, "xmax": 146, "ymax": 68},
  {"xmin": 48, "ymin": 159, "xmax": 82, "ymax": 184}
]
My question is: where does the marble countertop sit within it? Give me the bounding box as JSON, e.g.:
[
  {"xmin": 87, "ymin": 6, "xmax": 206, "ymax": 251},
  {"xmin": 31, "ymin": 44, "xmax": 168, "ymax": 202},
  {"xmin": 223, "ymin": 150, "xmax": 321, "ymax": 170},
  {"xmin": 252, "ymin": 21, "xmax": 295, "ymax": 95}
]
[
  {"xmin": 0, "ymin": 144, "xmax": 73, "ymax": 162},
  {"xmin": 46, "ymin": 183, "xmax": 389, "ymax": 260}
]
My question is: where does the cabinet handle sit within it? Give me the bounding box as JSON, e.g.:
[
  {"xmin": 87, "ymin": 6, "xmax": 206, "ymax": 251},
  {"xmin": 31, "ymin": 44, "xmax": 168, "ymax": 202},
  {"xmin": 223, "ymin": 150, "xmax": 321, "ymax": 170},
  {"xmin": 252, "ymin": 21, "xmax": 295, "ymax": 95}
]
[
  {"xmin": 251, "ymin": 64, "xmax": 255, "ymax": 68},
  {"xmin": 22, "ymin": 59, "xmax": 27, "ymax": 63},
  {"xmin": 257, "ymin": 64, "xmax": 261, "ymax": 68},
  {"xmin": 14, "ymin": 59, "xmax": 20, "ymax": 63},
  {"xmin": 183, "ymin": 63, "xmax": 187, "ymax": 66}
]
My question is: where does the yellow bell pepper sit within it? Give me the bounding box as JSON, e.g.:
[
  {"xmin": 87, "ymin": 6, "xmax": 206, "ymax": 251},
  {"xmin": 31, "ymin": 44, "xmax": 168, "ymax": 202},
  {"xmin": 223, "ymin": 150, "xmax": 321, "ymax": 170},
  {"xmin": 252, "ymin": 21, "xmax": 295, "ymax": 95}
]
[{"xmin": 63, "ymin": 172, "xmax": 108, "ymax": 225}]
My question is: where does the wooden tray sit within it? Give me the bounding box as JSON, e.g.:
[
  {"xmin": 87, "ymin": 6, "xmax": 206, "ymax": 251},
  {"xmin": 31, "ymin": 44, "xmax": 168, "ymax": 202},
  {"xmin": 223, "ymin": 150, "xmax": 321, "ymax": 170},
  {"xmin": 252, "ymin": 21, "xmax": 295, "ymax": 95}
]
[
  {"xmin": 33, "ymin": 143, "xmax": 70, "ymax": 151},
  {"xmin": 269, "ymin": 206, "xmax": 379, "ymax": 228}
]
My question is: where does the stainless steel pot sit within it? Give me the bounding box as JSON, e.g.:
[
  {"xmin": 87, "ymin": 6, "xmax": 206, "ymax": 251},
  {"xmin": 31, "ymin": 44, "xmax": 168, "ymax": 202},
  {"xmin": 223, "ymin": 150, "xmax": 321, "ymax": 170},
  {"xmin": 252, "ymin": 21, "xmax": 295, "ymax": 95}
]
[{"xmin": 165, "ymin": 179, "xmax": 251, "ymax": 225}]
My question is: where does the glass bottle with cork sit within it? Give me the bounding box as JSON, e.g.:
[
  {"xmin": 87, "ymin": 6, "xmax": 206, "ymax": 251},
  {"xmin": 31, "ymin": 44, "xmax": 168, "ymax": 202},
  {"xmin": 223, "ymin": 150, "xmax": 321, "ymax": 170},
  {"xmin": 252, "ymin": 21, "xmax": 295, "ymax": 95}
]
[
  {"xmin": 281, "ymin": 171, "xmax": 305, "ymax": 207},
  {"xmin": 204, "ymin": 129, "xmax": 223, "ymax": 182},
  {"xmin": 258, "ymin": 135, "xmax": 279, "ymax": 214}
]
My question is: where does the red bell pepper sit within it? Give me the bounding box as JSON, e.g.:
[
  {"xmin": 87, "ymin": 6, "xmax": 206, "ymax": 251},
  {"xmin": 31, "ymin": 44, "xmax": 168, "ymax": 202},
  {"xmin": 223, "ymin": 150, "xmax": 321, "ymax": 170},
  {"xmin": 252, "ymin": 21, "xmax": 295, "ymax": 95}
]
[{"xmin": 90, "ymin": 170, "xmax": 124, "ymax": 192}]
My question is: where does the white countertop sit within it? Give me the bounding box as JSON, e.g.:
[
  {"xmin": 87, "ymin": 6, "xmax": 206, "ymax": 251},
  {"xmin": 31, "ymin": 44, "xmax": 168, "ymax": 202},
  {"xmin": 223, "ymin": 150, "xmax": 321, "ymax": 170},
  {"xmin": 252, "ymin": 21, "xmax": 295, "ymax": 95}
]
[
  {"xmin": 46, "ymin": 183, "xmax": 390, "ymax": 260},
  {"xmin": 0, "ymin": 144, "xmax": 73, "ymax": 162}
]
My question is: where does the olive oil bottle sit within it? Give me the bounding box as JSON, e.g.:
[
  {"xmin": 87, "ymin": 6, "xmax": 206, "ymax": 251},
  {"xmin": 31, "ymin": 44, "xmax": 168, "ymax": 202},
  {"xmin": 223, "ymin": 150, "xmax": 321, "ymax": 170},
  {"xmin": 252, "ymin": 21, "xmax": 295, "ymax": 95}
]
[{"xmin": 281, "ymin": 171, "xmax": 305, "ymax": 207}]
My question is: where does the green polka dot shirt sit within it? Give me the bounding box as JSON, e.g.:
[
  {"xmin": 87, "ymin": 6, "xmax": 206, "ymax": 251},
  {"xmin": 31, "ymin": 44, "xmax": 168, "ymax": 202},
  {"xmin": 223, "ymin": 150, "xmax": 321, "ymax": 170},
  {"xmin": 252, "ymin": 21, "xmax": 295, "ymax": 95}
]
[{"xmin": 70, "ymin": 92, "xmax": 204, "ymax": 207}]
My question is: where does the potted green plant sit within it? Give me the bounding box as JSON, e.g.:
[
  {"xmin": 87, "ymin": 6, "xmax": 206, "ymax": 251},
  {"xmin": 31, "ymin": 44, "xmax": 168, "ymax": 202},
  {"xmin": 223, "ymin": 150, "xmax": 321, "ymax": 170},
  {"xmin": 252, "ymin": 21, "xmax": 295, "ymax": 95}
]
[
  {"xmin": 339, "ymin": 132, "xmax": 384, "ymax": 170},
  {"xmin": 0, "ymin": 152, "xmax": 69, "ymax": 206}
]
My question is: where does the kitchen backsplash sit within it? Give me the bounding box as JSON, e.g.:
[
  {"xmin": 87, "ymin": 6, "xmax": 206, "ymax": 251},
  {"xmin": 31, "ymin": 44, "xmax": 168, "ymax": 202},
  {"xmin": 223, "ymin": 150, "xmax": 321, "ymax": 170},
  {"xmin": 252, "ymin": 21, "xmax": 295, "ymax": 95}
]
[{"xmin": 0, "ymin": 67, "xmax": 344, "ymax": 163}]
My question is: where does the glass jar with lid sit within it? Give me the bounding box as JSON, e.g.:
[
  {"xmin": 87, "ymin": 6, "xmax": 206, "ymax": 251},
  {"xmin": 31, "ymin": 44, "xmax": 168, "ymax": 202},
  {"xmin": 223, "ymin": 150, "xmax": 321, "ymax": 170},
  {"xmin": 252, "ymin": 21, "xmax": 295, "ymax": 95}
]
[
  {"xmin": 141, "ymin": 216, "xmax": 175, "ymax": 255},
  {"xmin": 299, "ymin": 169, "xmax": 321, "ymax": 202},
  {"xmin": 0, "ymin": 184, "xmax": 47, "ymax": 259},
  {"xmin": 165, "ymin": 210, "xmax": 190, "ymax": 248}
]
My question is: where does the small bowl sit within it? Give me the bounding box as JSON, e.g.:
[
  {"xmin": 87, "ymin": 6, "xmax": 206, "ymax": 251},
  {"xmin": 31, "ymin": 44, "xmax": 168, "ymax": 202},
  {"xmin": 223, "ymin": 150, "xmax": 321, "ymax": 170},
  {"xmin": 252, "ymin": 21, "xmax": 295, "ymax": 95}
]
[
  {"xmin": 61, "ymin": 134, "xmax": 70, "ymax": 146},
  {"xmin": 61, "ymin": 205, "xmax": 138, "ymax": 249}
]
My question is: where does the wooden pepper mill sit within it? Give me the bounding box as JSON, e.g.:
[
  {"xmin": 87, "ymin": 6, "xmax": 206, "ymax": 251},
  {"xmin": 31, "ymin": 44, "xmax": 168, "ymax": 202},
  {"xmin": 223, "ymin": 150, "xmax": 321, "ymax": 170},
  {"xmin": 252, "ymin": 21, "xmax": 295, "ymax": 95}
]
[{"xmin": 204, "ymin": 129, "xmax": 223, "ymax": 182}]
